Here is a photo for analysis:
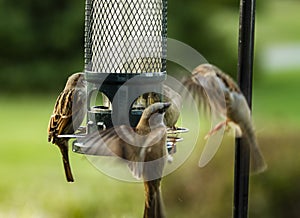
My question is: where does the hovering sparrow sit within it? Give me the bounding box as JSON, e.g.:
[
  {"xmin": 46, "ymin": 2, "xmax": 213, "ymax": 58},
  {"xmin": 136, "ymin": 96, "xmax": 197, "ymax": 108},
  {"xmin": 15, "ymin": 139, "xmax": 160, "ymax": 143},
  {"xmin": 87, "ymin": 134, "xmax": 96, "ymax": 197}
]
[
  {"xmin": 182, "ymin": 64, "xmax": 267, "ymax": 173},
  {"xmin": 48, "ymin": 72, "xmax": 86, "ymax": 182},
  {"xmin": 81, "ymin": 102, "xmax": 171, "ymax": 218}
]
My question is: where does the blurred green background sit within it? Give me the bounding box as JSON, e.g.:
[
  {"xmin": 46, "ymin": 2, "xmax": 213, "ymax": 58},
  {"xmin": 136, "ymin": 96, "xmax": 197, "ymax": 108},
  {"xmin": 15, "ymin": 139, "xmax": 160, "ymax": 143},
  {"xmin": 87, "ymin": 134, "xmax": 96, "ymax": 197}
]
[{"xmin": 1, "ymin": 0, "xmax": 300, "ymax": 217}]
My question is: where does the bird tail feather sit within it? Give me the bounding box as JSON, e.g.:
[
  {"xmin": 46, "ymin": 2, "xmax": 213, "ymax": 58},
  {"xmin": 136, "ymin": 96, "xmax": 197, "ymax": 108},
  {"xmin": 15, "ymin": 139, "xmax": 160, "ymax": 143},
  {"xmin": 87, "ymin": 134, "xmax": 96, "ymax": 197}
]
[
  {"xmin": 58, "ymin": 142, "xmax": 74, "ymax": 182},
  {"xmin": 241, "ymin": 123, "xmax": 267, "ymax": 174},
  {"xmin": 143, "ymin": 180, "xmax": 166, "ymax": 218}
]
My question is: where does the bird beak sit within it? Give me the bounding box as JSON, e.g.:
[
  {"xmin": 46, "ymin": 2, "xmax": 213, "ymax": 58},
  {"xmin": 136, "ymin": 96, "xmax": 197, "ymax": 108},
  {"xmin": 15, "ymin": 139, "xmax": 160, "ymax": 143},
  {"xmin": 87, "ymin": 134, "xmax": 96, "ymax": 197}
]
[
  {"xmin": 164, "ymin": 102, "xmax": 171, "ymax": 109},
  {"xmin": 158, "ymin": 102, "xmax": 171, "ymax": 113}
]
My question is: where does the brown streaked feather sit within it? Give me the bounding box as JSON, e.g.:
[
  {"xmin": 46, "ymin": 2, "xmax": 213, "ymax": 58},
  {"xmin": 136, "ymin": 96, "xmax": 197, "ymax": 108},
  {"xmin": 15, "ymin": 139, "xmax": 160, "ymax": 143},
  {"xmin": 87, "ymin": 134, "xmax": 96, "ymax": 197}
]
[
  {"xmin": 182, "ymin": 67, "xmax": 227, "ymax": 116},
  {"xmin": 81, "ymin": 127, "xmax": 129, "ymax": 158},
  {"xmin": 81, "ymin": 125, "xmax": 166, "ymax": 161},
  {"xmin": 48, "ymin": 88, "xmax": 86, "ymax": 142},
  {"xmin": 213, "ymin": 66, "xmax": 241, "ymax": 93}
]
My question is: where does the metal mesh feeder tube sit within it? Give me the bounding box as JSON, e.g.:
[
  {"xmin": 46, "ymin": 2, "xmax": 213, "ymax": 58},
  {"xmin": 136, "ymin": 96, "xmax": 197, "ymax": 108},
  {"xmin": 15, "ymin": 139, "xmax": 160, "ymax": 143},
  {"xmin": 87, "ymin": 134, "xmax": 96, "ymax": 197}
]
[{"xmin": 84, "ymin": 0, "xmax": 167, "ymax": 74}]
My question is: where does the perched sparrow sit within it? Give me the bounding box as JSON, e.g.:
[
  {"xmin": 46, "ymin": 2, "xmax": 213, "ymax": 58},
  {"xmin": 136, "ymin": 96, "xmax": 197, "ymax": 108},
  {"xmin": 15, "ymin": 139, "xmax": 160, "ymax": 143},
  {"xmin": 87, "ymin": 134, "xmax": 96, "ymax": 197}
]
[
  {"xmin": 81, "ymin": 102, "xmax": 171, "ymax": 218},
  {"xmin": 182, "ymin": 64, "xmax": 267, "ymax": 173},
  {"xmin": 146, "ymin": 85, "xmax": 182, "ymax": 129},
  {"xmin": 48, "ymin": 72, "xmax": 86, "ymax": 182},
  {"xmin": 124, "ymin": 56, "xmax": 182, "ymax": 129},
  {"xmin": 161, "ymin": 85, "xmax": 182, "ymax": 130}
]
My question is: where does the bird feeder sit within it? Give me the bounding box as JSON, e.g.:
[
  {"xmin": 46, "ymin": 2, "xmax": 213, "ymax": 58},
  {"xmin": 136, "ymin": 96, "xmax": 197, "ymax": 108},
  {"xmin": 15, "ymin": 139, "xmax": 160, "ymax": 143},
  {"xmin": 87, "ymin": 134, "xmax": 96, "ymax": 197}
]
[
  {"xmin": 84, "ymin": 0, "xmax": 167, "ymax": 127},
  {"xmin": 71, "ymin": 0, "xmax": 186, "ymax": 155}
]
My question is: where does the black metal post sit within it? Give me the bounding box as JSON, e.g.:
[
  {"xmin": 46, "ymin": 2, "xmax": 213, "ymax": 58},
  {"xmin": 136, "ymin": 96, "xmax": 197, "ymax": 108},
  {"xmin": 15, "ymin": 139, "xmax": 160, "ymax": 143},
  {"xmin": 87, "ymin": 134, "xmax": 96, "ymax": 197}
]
[{"xmin": 233, "ymin": 0, "xmax": 256, "ymax": 217}]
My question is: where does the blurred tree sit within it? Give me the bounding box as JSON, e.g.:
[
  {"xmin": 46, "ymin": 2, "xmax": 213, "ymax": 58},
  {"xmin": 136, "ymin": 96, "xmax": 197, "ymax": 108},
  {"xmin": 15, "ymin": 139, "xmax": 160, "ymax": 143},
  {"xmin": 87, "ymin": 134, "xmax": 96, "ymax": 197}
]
[
  {"xmin": 168, "ymin": 0, "xmax": 239, "ymax": 76},
  {"xmin": 0, "ymin": 0, "xmax": 265, "ymax": 93},
  {"xmin": 0, "ymin": 0, "xmax": 84, "ymax": 93}
]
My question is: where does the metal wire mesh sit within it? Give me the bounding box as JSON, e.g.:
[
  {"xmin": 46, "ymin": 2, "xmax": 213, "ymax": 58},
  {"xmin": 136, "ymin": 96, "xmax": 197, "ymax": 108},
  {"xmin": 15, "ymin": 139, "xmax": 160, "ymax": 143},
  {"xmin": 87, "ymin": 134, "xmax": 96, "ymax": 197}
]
[{"xmin": 84, "ymin": 0, "xmax": 167, "ymax": 74}]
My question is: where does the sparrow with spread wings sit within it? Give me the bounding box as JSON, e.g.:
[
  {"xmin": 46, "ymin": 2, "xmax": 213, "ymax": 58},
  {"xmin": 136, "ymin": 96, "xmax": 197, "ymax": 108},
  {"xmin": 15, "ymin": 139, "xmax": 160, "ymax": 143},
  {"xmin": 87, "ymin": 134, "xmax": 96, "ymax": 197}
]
[
  {"xmin": 182, "ymin": 63, "xmax": 267, "ymax": 173},
  {"xmin": 81, "ymin": 102, "xmax": 171, "ymax": 218}
]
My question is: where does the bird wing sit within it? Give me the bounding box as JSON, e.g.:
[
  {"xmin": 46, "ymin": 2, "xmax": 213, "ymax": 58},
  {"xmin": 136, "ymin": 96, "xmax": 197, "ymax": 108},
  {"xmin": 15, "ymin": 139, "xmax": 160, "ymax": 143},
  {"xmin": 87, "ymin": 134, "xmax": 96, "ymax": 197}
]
[
  {"xmin": 48, "ymin": 89, "xmax": 86, "ymax": 142},
  {"xmin": 48, "ymin": 91, "xmax": 72, "ymax": 142},
  {"xmin": 80, "ymin": 125, "xmax": 167, "ymax": 180},
  {"xmin": 163, "ymin": 84, "xmax": 182, "ymax": 110},
  {"xmin": 182, "ymin": 67, "xmax": 228, "ymax": 168},
  {"xmin": 128, "ymin": 126, "xmax": 167, "ymax": 180},
  {"xmin": 183, "ymin": 71, "xmax": 227, "ymax": 116},
  {"xmin": 80, "ymin": 126, "xmax": 143, "ymax": 179},
  {"xmin": 80, "ymin": 126, "xmax": 128, "ymax": 157}
]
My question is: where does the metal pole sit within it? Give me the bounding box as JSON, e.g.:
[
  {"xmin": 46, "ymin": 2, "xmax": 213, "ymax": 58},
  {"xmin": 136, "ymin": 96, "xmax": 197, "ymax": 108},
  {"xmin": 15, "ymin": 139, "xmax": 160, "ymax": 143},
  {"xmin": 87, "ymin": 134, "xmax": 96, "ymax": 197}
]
[{"xmin": 233, "ymin": 0, "xmax": 256, "ymax": 217}]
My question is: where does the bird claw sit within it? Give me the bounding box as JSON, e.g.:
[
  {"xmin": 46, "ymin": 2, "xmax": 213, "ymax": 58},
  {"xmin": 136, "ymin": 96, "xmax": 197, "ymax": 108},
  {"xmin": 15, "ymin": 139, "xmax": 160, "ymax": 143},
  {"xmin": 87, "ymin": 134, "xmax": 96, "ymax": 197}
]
[
  {"xmin": 167, "ymin": 155, "xmax": 174, "ymax": 163},
  {"xmin": 76, "ymin": 126, "xmax": 87, "ymax": 134}
]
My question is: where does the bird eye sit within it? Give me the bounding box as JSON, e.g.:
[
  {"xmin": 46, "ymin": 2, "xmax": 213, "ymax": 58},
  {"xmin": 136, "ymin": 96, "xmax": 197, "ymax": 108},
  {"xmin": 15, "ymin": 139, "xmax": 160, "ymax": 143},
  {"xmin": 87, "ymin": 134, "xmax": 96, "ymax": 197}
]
[{"xmin": 158, "ymin": 109, "xmax": 164, "ymax": 114}]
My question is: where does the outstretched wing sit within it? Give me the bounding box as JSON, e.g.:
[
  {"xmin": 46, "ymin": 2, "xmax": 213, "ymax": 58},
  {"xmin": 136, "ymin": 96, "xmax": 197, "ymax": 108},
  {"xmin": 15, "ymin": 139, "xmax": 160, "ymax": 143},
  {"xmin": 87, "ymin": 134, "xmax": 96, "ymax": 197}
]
[
  {"xmin": 182, "ymin": 69, "xmax": 227, "ymax": 116},
  {"xmin": 79, "ymin": 126, "xmax": 133, "ymax": 157},
  {"xmin": 182, "ymin": 65, "xmax": 228, "ymax": 167},
  {"xmin": 80, "ymin": 126, "xmax": 142, "ymax": 179},
  {"xmin": 80, "ymin": 125, "xmax": 167, "ymax": 179}
]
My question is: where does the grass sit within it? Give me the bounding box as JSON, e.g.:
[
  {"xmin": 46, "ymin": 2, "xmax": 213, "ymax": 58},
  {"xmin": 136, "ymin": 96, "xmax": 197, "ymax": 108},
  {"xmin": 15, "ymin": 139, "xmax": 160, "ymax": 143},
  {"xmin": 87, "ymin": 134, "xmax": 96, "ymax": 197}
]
[
  {"xmin": 0, "ymin": 69, "xmax": 299, "ymax": 217},
  {"xmin": 0, "ymin": 95, "xmax": 145, "ymax": 218}
]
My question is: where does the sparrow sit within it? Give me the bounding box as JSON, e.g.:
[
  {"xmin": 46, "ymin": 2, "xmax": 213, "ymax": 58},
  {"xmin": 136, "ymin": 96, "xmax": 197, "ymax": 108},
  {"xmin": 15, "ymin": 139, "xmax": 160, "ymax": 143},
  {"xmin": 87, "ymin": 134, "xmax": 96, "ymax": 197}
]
[
  {"xmin": 48, "ymin": 72, "xmax": 86, "ymax": 182},
  {"xmin": 81, "ymin": 102, "xmax": 171, "ymax": 218},
  {"xmin": 182, "ymin": 63, "xmax": 267, "ymax": 173},
  {"xmin": 123, "ymin": 56, "xmax": 182, "ymax": 129},
  {"xmin": 145, "ymin": 85, "xmax": 182, "ymax": 129}
]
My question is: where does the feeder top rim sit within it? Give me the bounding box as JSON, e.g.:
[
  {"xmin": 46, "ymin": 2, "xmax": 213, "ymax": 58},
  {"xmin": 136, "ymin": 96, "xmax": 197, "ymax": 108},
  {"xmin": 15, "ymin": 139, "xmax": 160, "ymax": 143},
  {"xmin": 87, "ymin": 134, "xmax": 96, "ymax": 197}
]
[
  {"xmin": 84, "ymin": 71, "xmax": 167, "ymax": 84},
  {"xmin": 85, "ymin": 70, "xmax": 166, "ymax": 76}
]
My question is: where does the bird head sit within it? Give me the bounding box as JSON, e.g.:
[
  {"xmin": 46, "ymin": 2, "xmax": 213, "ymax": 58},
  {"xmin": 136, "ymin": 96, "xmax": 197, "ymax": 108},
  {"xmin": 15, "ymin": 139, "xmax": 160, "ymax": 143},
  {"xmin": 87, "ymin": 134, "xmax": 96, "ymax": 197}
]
[
  {"xmin": 139, "ymin": 102, "xmax": 171, "ymax": 129},
  {"xmin": 192, "ymin": 64, "xmax": 215, "ymax": 76},
  {"xmin": 147, "ymin": 102, "xmax": 171, "ymax": 116},
  {"xmin": 65, "ymin": 72, "xmax": 86, "ymax": 89}
]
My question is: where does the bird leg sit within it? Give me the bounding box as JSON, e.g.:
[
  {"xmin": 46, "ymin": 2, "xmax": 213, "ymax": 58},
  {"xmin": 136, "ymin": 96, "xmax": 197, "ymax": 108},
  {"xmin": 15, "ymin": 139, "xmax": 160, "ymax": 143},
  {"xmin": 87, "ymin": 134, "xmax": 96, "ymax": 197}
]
[{"xmin": 205, "ymin": 119, "xmax": 229, "ymax": 140}]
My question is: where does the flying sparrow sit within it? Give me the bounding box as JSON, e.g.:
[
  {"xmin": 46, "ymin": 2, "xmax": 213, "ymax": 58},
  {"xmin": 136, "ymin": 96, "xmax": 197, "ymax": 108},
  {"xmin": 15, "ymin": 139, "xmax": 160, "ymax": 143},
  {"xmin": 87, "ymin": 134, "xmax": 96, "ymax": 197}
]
[
  {"xmin": 81, "ymin": 102, "xmax": 171, "ymax": 218},
  {"xmin": 48, "ymin": 72, "xmax": 86, "ymax": 182},
  {"xmin": 182, "ymin": 63, "xmax": 267, "ymax": 173}
]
